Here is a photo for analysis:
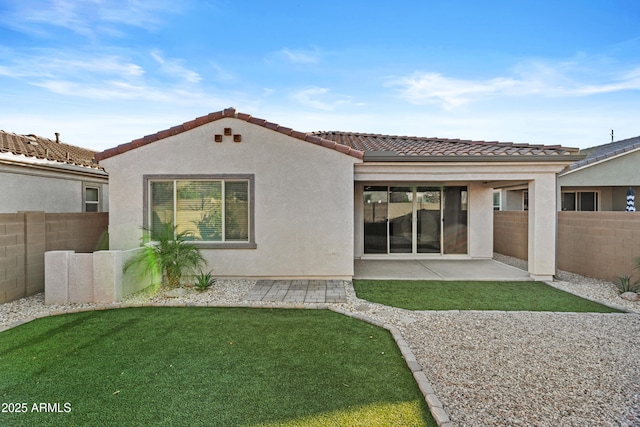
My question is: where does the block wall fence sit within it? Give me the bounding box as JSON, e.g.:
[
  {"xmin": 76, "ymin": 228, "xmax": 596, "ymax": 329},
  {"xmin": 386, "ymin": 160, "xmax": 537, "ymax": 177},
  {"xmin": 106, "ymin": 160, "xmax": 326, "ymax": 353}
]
[
  {"xmin": 3, "ymin": 211, "xmax": 639, "ymax": 304},
  {"xmin": 494, "ymin": 211, "xmax": 640, "ymax": 283},
  {"xmin": 0, "ymin": 212, "xmax": 108, "ymax": 303}
]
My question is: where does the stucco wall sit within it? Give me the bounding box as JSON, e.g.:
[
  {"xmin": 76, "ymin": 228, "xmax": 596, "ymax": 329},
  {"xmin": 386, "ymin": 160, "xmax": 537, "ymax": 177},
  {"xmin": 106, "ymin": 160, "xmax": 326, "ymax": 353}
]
[
  {"xmin": 100, "ymin": 118, "xmax": 359, "ymax": 279},
  {"xmin": 559, "ymin": 149, "xmax": 640, "ymax": 187},
  {"xmin": 0, "ymin": 167, "xmax": 108, "ymax": 213}
]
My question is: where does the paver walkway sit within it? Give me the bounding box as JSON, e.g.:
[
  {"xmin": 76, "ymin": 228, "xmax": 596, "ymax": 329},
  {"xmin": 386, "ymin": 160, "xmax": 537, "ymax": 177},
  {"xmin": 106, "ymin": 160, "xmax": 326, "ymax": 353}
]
[{"xmin": 245, "ymin": 280, "xmax": 347, "ymax": 303}]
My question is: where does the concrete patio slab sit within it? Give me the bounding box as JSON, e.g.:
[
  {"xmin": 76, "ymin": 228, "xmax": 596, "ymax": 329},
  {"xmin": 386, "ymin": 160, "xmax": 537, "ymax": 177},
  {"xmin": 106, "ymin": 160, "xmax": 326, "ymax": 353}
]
[{"xmin": 354, "ymin": 259, "xmax": 531, "ymax": 281}]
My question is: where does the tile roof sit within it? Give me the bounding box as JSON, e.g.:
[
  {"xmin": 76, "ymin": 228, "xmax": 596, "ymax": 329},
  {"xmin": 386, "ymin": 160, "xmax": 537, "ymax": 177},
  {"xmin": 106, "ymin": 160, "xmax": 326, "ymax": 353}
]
[
  {"xmin": 95, "ymin": 108, "xmax": 365, "ymax": 161},
  {"xmin": 565, "ymin": 135, "xmax": 640, "ymax": 171},
  {"xmin": 0, "ymin": 131, "xmax": 103, "ymax": 170},
  {"xmin": 95, "ymin": 107, "xmax": 581, "ymax": 163},
  {"xmin": 313, "ymin": 131, "xmax": 581, "ymax": 159}
]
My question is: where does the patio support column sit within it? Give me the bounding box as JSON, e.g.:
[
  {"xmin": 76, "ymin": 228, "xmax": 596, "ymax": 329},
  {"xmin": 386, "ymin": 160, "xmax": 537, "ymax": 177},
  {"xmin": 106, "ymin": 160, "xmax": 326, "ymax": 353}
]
[{"xmin": 527, "ymin": 174, "xmax": 557, "ymax": 280}]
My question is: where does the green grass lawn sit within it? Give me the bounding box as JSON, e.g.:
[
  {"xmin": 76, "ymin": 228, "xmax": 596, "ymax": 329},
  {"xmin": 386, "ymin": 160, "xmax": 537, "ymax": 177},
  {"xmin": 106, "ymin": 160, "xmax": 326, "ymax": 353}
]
[
  {"xmin": 353, "ymin": 280, "xmax": 623, "ymax": 312},
  {"xmin": 0, "ymin": 307, "xmax": 435, "ymax": 426}
]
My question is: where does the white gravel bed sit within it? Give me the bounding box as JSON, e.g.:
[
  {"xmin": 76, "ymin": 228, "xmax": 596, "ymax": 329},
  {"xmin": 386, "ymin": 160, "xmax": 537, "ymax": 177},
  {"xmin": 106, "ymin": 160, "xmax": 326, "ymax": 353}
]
[
  {"xmin": 2, "ymin": 264, "xmax": 640, "ymax": 426},
  {"xmin": 403, "ymin": 311, "xmax": 640, "ymax": 427}
]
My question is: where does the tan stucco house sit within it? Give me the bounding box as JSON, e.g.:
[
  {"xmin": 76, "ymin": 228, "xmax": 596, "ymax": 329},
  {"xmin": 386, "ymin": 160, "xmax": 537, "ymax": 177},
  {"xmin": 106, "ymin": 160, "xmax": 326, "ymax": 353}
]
[
  {"xmin": 496, "ymin": 135, "xmax": 640, "ymax": 212},
  {"xmin": 95, "ymin": 108, "xmax": 581, "ymax": 282},
  {"xmin": 558, "ymin": 135, "xmax": 640, "ymax": 211},
  {"xmin": 0, "ymin": 131, "xmax": 108, "ymax": 213}
]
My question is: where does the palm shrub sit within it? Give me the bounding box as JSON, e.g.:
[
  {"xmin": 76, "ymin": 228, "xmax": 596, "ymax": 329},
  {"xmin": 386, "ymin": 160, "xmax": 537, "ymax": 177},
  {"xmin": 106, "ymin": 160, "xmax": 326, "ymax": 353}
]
[{"xmin": 125, "ymin": 222, "xmax": 207, "ymax": 288}]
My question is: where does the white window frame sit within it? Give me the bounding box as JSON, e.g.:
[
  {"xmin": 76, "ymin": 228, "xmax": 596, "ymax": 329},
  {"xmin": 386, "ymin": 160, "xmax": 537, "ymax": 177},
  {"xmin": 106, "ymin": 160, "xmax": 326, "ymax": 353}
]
[
  {"xmin": 143, "ymin": 174, "xmax": 256, "ymax": 249},
  {"xmin": 83, "ymin": 184, "xmax": 101, "ymax": 212},
  {"xmin": 493, "ymin": 190, "xmax": 502, "ymax": 211}
]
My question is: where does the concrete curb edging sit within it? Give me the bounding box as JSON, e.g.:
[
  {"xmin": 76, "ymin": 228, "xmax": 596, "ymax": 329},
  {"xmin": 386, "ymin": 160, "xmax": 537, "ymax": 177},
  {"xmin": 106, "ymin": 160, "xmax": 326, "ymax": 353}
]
[
  {"xmin": 329, "ymin": 305, "xmax": 454, "ymax": 427},
  {"xmin": 544, "ymin": 280, "xmax": 639, "ymax": 314}
]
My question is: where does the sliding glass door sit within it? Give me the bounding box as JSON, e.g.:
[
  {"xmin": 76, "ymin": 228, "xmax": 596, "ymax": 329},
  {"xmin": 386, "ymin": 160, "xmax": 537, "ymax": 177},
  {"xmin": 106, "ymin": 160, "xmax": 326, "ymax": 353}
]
[
  {"xmin": 443, "ymin": 186, "xmax": 468, "ymax": 254},
  {"xmin": 363, "ymin": 185, "xmax": 467, "ymax": 255},
  {"xmin": 416, "ymin": 188, "xmax": 441, "ymax": 253},
  {"xmin": 363, "ymin": 186, "xmax": 388, "ymax": 254},
  {"xmin": 389, "ymin": 187, "xmax": 413, "ymax": 253}
]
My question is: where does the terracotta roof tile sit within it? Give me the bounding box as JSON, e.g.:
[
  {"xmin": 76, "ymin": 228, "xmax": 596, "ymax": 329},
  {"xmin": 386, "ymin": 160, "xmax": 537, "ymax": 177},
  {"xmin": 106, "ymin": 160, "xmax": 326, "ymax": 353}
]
[
  {"xmin": 95, "ymin": 108, "xmax": 365, "ymax": 161},
  {"xmin": 95, "ymin": 108, "xmax": 580, "ymax": 163},
  {"xmin": 312, "ymin": 131, "xmax": 580, "ymax": 158},
  {"xmin": 0, "ymin": 131, "xmax": 103, "ymax": 170}
]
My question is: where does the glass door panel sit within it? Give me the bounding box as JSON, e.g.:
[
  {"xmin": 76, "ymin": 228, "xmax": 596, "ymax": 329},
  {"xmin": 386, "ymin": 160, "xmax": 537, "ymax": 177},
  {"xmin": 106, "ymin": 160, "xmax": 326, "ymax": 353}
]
[
  {"xmin": 389, "ymin": 187, "xmax": 413, "ymax": 253},
  {"xmin": 443, "ymin": 186, "xmax": 468, "ymax": 254},
  {"xmin": 416, "ymin": 188, "xmax": 441, "ymax": 253},
  {"xmin": 363, "ymin": 186, "xmax": 388, "ymax": 254}
]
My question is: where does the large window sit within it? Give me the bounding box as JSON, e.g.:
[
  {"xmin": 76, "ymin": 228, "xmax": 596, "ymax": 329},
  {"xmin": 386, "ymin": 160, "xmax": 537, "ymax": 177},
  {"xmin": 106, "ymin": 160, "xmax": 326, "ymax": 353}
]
[{"xmin": 145, "ymin": 175, "xmax": 255, "ymax": 248}]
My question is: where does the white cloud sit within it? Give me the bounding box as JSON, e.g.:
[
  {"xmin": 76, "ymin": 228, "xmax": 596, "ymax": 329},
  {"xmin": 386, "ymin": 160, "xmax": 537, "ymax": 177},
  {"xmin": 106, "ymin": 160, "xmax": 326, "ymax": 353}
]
[
  {"xmin": 388, "ymin": 59, "xmax": 640, "ymax": 109},
  {"xmin": 290, "ymin": 87, "xmax": 351, "ymax": 111},
  {"xmin": 1, "ymin": 0, "xmax": 180, "ymax": 37},
  {"xmin": 0, "ymin": 47, "xmax": 210, "ymax": 102},
  {"xmin": 151, "ymin": 50, "xmax": 201, "ymax": 84},
  {"xmin": 278, "ymin": 48, "xmax": 321, "ymax": 64},
  {"xmin": 0, "ymin": 51, "xmax": 143, "ymax": 80}
]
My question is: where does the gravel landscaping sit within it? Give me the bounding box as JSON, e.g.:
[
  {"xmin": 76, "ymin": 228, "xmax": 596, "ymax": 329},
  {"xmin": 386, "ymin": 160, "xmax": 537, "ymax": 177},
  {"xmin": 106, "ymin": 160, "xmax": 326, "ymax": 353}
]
[{"xmin": 1, "ymin": 256, "xmax": 639, "ymax": 427}]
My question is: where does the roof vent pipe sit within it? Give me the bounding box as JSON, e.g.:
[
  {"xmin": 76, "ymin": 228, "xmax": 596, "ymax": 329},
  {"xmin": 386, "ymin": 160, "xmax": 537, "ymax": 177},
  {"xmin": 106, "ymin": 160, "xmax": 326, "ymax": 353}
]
[{"xmin": 55, "ymin": 132, "xmax": 60, "ymax": 143}]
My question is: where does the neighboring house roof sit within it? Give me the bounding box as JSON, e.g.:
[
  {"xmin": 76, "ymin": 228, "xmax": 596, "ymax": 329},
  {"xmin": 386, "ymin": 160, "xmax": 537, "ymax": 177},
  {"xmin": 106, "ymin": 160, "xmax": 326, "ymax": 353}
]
[
  {"xmin": 95, "ymin": 107, "xmax": 581, "ymax": 163},
  {"xmin": 95, "ymin": 107, "xmax": 365, "ymax": 161},
  {"xmin": 563, "ymin": 135, "xmax": 640, "ymax": 172},
  {"xmin": 314, "ymin": 131, "xmax": 581, "ymax": 160},
  {"xmin": 0, "ymin": 130, "xmax": 104, "ymax": 172}
]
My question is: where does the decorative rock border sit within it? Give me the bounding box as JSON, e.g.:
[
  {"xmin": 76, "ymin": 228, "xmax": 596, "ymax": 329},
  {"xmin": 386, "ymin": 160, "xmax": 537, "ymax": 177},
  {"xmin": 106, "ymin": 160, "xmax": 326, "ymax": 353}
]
[{"xmin": 329, "ymin": 305, "xmax": 453, "ymax": 426}]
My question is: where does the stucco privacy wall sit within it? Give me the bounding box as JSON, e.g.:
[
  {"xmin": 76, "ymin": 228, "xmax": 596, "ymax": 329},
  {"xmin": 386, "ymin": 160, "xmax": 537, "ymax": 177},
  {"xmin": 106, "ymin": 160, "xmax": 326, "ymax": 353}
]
[
  {"xmin": 100, "ymin": 117, "xmax": 360, "ymax": 279},
  {"xmin": 45, "ymin": 247, "xmax": 149, "ymax": 304},
  {"xmin": 0, "ymin": 212, "xmax": 108, "ymax": 303}
]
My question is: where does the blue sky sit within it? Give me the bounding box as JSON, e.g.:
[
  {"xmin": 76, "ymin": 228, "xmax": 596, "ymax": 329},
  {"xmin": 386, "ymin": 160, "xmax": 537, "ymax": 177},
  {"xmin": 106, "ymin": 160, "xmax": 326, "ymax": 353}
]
[{"xmin": 1, "ymin": 0, "xmax": 639, "ymax": 151}]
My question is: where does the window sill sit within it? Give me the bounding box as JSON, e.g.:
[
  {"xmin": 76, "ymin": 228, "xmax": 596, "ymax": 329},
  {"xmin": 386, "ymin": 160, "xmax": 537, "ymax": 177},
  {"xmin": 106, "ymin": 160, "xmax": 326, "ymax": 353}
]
[{"xmin": 193, "ymin": 242, "xmax": 257, "ymax": 249}]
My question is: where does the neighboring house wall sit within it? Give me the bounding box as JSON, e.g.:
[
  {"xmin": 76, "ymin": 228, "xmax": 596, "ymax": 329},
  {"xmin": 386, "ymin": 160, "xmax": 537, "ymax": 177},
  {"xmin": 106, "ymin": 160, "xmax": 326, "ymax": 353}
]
[
  {"xmin": 560, "ymin": 149, "xmax": 640, "ymax": 187},
  {"xmin": 100, "ymin": 118, "xmax": 359, "ymax": 279},
  {"xmin": 0, "ymin": 211, "xmax": 108, "ymax": 303},
  {"xmin": 558, "ymin": 148, "xmax": 640, "ymax": 212},
  {"xmin": 0, "ymin": 163, "xmax": 108, "ymax": 213},
  {"xmin": 494, "ymin": 211, "xmax": 640, "ymax": 282},
  {"xmin": 504, "ymin": 189, "xmax": 527, "ymax": 211},
  {"xmin": 558, "ymin": 186, "xmax": 639, "ymax": 211}
]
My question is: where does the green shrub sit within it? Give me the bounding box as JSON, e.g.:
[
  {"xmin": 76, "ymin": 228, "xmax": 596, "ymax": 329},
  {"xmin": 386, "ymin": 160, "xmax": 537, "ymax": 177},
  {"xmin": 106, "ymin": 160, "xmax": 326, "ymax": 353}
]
[
  {"xmin": 194, "ymin": 270, "xmax": 215, "ymax": 291},
  {"xmin": 125, "ymin": 222, "xmax": 207, "ymax": 288},
  {"xmin": 615, "ymin": 275, "xmax": 640, "ymax": 294}
]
